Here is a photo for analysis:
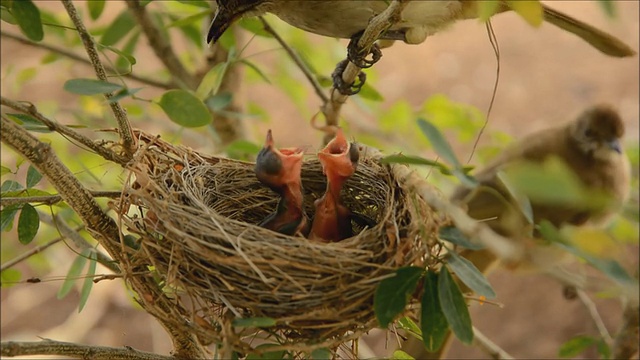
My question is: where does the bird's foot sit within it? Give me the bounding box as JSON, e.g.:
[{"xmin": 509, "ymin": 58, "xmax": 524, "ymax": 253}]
[
  {"xmin": 347, "ymin": 31, "xmax": 382, "ymax": 69},
  {"xmin": 331, "ymin": 59, "xmax": 367, "ymax": 96}
]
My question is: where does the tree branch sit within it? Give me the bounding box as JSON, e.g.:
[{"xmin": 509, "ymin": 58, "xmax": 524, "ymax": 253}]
[
  {"xmin": 612, "ymin": 298, "xmax": 640, "ymax": 359},
  {"xmin": 1, "ymin": 98, "xmax": 129, "ymax": 166},
  {"xmin": 124, "ymin": 0, "xmax": 197, "ymax": 90},
  {"xmin": 0, "ymin": 30, "xmax": 172, "ymax": 90},
  {"xmin": 0, "ymin": 190, "xmax": 123, "ymax": 207},
  {"xmin": 60, "ymin": 0, "xmax": 136, "ymax": 158},
  {"xmin": 473, "ymin": 326, "xmax": 515, "ymax": 360},
  {"xmin": 576, "ymin": 289, "xmax": 613, "ymax": 344},
  {"xmin": 321, "ymin": 0, "xmax": 408, "ymax": 130},
  {"xmin": 0, "ymin": 116, "xmax": 205, "ymax": 359},
  {"xmin": 0, "ymin": 339, "xmax": 174, "ymax": 360},
  {"xmin": 0, "ymin": 229, "xmax": 75, "ymax": 272},
  {"xmin": 258, "ymin": 16, "xmax": 329, "ymax": 104}
]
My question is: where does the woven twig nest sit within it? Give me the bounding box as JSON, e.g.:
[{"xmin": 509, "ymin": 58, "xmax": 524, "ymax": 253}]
[{"xmin": 117, "ymin": 131, "xmax": 441, "ymax": 354}]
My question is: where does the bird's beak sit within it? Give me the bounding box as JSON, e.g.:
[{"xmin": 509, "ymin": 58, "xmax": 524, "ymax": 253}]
[
  {"xmin": 318, "ymin": 129, "xmax": 358, "ymax": 180},
  {"xmin": 207, "ymin": 7, "xmax": 234, "ymax": 44},
  {"xmin": 607, "ymin": 139, "xmax": 622, "ymax": 154},
  {"xmin": 256, "ymin": 130, "xmax": 304, "ymax": 186}
]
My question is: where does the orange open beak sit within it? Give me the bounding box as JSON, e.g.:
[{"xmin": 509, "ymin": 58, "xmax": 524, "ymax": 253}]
[
  {"xmin": 255, "ymin": 130, "xmax": 304, "ymax": 190},
  {"xmin": 318, "ymin": 128, "xmax": 359, "ymax": 182}
]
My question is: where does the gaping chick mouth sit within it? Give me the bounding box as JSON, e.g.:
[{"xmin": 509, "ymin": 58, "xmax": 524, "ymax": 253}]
[{"xmin": 318, "ymin": 128, "xmax": 358, "ymax": 179}]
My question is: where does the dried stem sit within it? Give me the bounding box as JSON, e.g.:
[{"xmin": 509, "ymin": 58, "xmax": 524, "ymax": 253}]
[
  {"xmin": 0, "ymin": 30, "xmax": 172, "ymax": 90},
  {"xmin": 1, "ymin": 190, "xmax": 123, "ymax": 207},
  {"xmin": 258, "ymin": 16, "xmax": 329, "ymax": 104},
  {"xmin": 0, "ymin": 116, "xmax": 205, "ymax": 359},
  {"xmin": 0, "ymin": 339, "xmax": 174, "ymax": 360},
  {"xmin": 473, "ymin": 326, "xmax": 515, "ymax": 360},
  {"xmin": 60, "ymin": 0, "xmax": 136, "ymax": 158},
  {"xmin": 576, "ymin": 289, "xmax": 613, "ymax": 344},
  {"xmin": 321, "ymin": 0, "xmax": 408, "ymax": 129},
  {"xmin": 0, "ymin": 97, "xmax": 129, "ymax": 166},
  {"xmin": 124, "ymin": 0, "xmax": 197, "ymax": 89}
]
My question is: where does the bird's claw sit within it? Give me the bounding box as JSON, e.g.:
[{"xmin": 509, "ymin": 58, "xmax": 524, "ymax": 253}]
[
  {"xmin": 332, "ymin": 59, "xmax": 367, "ymax": 96},
  {"xmin": 347, "ymin": 32, "xmax": 382, "ymax": 69}
]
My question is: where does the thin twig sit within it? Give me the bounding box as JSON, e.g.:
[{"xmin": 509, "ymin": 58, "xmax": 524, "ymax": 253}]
[
  {"xmin": 0, "ymin": 339, "xmax": 174, "ymax": 360},
  {"xmin": 1, "ymin": 190, "xmax": 123, "ymax": 207},
  {"xmin": 576, "ymin": 289, "xmax": 613, "ymax": 344},
  {"xmin": 124, "ymin": 0, "xmax": 197, "ymax": 89},
  {"xmin": 473, "ymin": 326, "xmax": 515, "ymax": 360},
  {"xmin": 0, "ymin": 98, "xmax": 129, "ymax": 166},
  {"xmin": 321, "ymin": 0, "xmax": 408, "ymax": 129},
  {"xmin": 258, "ymin": 16, "xmax": 329, "ymax": 104},
  {"xmin": 60, "ymin": 0, "xmax": 136, "ymax": 158},
  {"xmin": 0, "ymin": 230, "xmax": 77, "ymax": 272},
  {"xmin": 38, "ymin": 211, "xmax": 120, "ymax": 274},
  {"xmin": 1, "ymin": 30, "xmax": 172, "ymax": 90}
]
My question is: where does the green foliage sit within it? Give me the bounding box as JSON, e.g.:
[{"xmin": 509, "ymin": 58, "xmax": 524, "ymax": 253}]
[
  {"xmin": 374, "ymin": 266, "xmax": 424, "ymax": 328},
  {"xmin": 310, "ymin": 348, "xmax": 332, "ymax": 360},
  {"xmin": 158, "ymin": 90, "xmax": 211, "ymax": 127},
  {"xmin": 558, "ymin": 335, "xmax": 610, "ymax": 359},
  {"xmin": 17, "ymin": 203, "xmax": 39, "ymax": 245},
  {"xmin": 57, "ymin": 250, "xmax": 90, "ymax": 299},
  {"xmin": 232, "ymin": 317, "xmax": 276, "ymax": 328},
  {"xmin": 10, "ymin": 0, "xmax": 43, "ymax": 41},
  {"xmin": 391, "ymin": 350, "xmax": 415, "ymax": 359},
  {"xmin": 438, "ymin": 267, "xmax": 473, "ymax": 344},
  {"xmin": 0, "ymin": 268, "xmax": 22, "ymax": 287},
  {"xmin": 64, "ymin": 79, "xmax": 125, "ymax": 95},
  {"xmin": 446, "ymin": 251, "xmax": 496, "ymax": 299},
  {"xmin": 420, "ymin": 271, "xmax": 449, "ymax": 352},
  {"xmin": 78, "ymin": 251, "xmax": 97, "ymax": 312},
  {"xmin": 246, "ymin": 344, "xmax": 287, "ymax": 360},
  {"xmin": 438, "ymin": 226, "xmax": 484, "ymax": 250},
  {"xmin": 100, "ymin": 10, "xmax": 137, "ymax": 46}
]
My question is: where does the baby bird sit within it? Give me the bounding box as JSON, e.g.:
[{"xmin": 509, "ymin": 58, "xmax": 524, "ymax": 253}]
[
  {"xmin": 309, "ymin": 128, "xmax": 360, "ymax": 242},
  {"xmin": 255, "ymin": 129, "xmax": 309, "ymax": 236}
]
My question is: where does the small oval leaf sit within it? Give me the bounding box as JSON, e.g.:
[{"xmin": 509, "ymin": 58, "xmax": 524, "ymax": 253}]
[
  {"xmin": 100, "ymin": 9, "xmax": 136, "ymax": 46},
  {"xmin": 232, "ymin": 317, "xmax": 276, "ymax": 328},
  {"xmin": 12, "ymin": 0, "xmax": 43, "ymax": 41},
  {"xmin": 374, "ymin": 266, "xmax": 424, "ymax": 328},
  {"xmin": 438, "ymin": 226, "xmax": 484, "ymax": 250},
  {"xmin": 558, "ymin": 335, "xmax": 597, "ymax": 358},
  {"xmin": 158, "ymin": 89, "xmax": 211, "ymax": 127},
  {"xmin": 64, "ymin": 79, "xmax": 124, "ymax": 95},
  {"xmin": 438, "ymin": 267, "xmax": 473, "ymax": 344},
  {"xmin": 421, "ymin": 271, "xmax": 449, "ymax": 352},
  {"xmin": 26, "ymin": 165, "xmax": 42, "ymax": 188},
  {"xmin": 87, "ymin": 0, "xmax": 105, "ymax": 20},
  {"xmin": 392, "ymin": 350, "xmax": 415, "ymax": 360},
  {"xmin": 1, "ymin": 268, "xmax": 22, "ymax": 287},
  {"xmin": 17, "ymin": 203, "xmax": 39, "ymax": 244},
  {"xmin": 447, "ymin": 251, "xmax": 496, "ymax": 299},
  {"xmin": 1, "ymin": 205, "xmax": 21, "ymax": 232}
]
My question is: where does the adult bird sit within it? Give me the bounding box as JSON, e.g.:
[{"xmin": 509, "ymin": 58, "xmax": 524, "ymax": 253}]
[
  {"xmin": 255, "ymin": 129, "xmax": 309, "ymax": 236},
  {"xmin": 309, "ymin": 128, "xmax": 360, "ymax": 242}
]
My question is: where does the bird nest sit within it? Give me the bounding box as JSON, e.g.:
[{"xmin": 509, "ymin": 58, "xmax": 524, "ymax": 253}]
[{"xmin": 115, "ymin": 131, "xmax": 442, "ymax": 355}]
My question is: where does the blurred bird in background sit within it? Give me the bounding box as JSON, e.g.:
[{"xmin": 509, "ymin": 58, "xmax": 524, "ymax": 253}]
[{"xmin": 255, "ymin": 129, "xmax": 309, "ymax": 236}]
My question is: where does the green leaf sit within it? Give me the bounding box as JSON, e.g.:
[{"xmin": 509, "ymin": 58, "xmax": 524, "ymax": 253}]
[
  {"xmin": 374, "ymin": 266, "xmax": 424, "ymax": 328},
  {"xmin": 100, "ymin": 9, "xmax": 136, "ymax": 46},
  {"xmin": 106, "ymin": 87, "xmax": 142, "ymax": 104},
  {"xmin": 174, "ymin": 0, "xmax": 210, "ymax": 8},
  {"xmin": 438, "ymin": 226, "xmax": 484, "ymax": 250},
  {"xmin": 196, "ymin": 62, "xmax": 227, "ymax": 99},
  {"xmin": 438, "ymin": 267, "xmax": 473, "ymax": 344},
  {"xmin": 1, "ymin": 204, "xmax": 21, "ymax": 232},
  {"xmin": 206, "ymin": 92, "xmax": 234, "ymax": 112},
  {"xmin": 237, "ymin": 17, "xmax": 273, "ymax": 38},
  {"xmin": 1, "ymin": 179, "xmax": 23, "ymax": 192},
  {"xmin": 1, "ymin": 6, "xmax": 17, "ymax": 25},
  {"xmin": 506, "ymin": 0, "xmax": 543, "ymax": 27},
  {"xmin": 246, "ymin": 344, "xmax": 286, "ymax": 360},
  {"xmin": 26, "ymin": 165, "xmax": 42, "ymax": 188},
  {"xmin": 123, "ymin": 234, "xmax": 140, "ymax": 250},
  {"xmin": 397, "ymin": 317, "xmax": 422, "ymax": 340},
  {"xmin": 477, "ymin": 0, "xmax": 501, "ymax": 22},
  {"xmin": 232, "ymin": 317, "xmax": 276, "ymax": 328},
  {"xmin": 596, "ymin": 339, "xmax": 611, "ymax": 359},
  {"xmin": 12, "ymin": 0, "xmax": 43, "ymax": 41},
  {"xmin": 558, "ymin": 335, "xmax": 597, "ymax": 358},
  {"xmin": 239, "ymin": 59, "xmax": 271, "ymax": 84},
  {"xmin": 447, "ymin": 251, "xmax": 496, "ymax": 299},
  {"xmin": 167, "ymin": 10, "xmax": 209, "ymax": 28},
  {"xmin": 17, "ymin": 203, "xmax": 39, "ymax": 245},
  {"xmin": 64, "ymin": 78, "xmax": 124, "ymax": 95},
  {"xmin": 392, "ymin": 350, "xmax": 415, "ymax": 360},
  {"xmin": 114, "ymin": 30, "xmax": 140, "ymax": 72},
  {"xmin": 57, "ymin": 250, "xmax": 89, "ymax": 299},
  {"xmin": 1, "ymin": 165, "xmax": 12, "ymax": 176},
  {"xmin": 78, "ymin": 251, "xmax": 97, "ymax": 312},
  {"xmin": 87, "ymin": 0, "xmax": 105, "ymax": 20},
  {"xmin": 421, "ymin": 271, "xmax": 449, "ymax": 352},
  {"xmin": 158, "ymin": 89, "xmax": 211, "ymax": 128},
  {"xmin": 597, "ymin": 0, "xmax": 616, "ymax": 18},
  {"xmin": 225, "ymin": 140, "xmax": 261, "ymax": 160},
  {"xmin": 379, "ymin": 154, "xmax": 452, "ymax": 173},
  {"xmin": 310, "ymin": 348, "xmax": 331, "ymax": 360},
  {"xmin": 1, "ymin": 268, "xmax": 22, "ymax": 287},
  {"xmin": 5, "ymin": 113, "xmax": 50, "ymax": 133},
  {"xmin": 358, "ymin": 82, "xmax": 384, "ymax": 102}
]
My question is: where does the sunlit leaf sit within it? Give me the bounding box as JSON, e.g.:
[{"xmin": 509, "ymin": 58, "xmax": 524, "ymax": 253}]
[
  {"xmin": 17, "ymin": 203, "xmax": 39, "ymax": 245},
  {"xmin": 206, "ymin": 92, "xmax": 234, "ymax": 111},
  {"xmin": 558, "ymin": 335, "xmax": 597, "ymax": 358},
  {"xmin": 397, "ymin": 316, "xmax": 422, "ymax": 340},
  {"xmin": 78, "ymin": 250, "xmax": 97, "ymax": 312},
  {"xmin": 374, "ymin": 266, "xmax": 424, "ymax": 328},
  {"xmin": 238, "ymin": 17, "xmax": 273, "ymax": 38},
  {"xmin": 0, "ymin": 268, "xmax": 21, "ymax": 287},
  {"xmin": 438, "ymin": 226, "xmax": 484, "ymax": 250},
  {"xmin": 87, "ymin": 0, "xmax": 105, "ymax": 20},
  {"xmin": 438, "ymin": 267, "xmax": 473, "ymax": 344},
  {"xmin": 232, "ymin": 317, "xmax": 276, "ymax": 328},
  {"xmin": 310, "ymin": 348, "xmax": 331, "ymax": 360},
  {"xmin": 1, "ymin": 166, "xmax": 12, "ymax": 176},
  {"xmin": 106, "ymin": 87, "xmax": 142, "ymax": 104},
  {"xmin": 421, "ymin": 271, "xmax": 449, "ymax": 352},
  {"xmin": 506, "ymin": 0, "xmax": 543, "ymax": 27},
  {"xmin": 5, "ymin": 113, "xmax": 50, "ymax": 133},
  {"xmin": 447, "ymin": 251, "xmax": 496, "ymax": 299},
  {"xmin": 1, "ymin": 179, "xmax": 23, "ymax": 192},
  {"xmin": 114, "ymin": 30, "xmax": 140, "ymax": 72},
  {"xmin": 246, "ymin": 344, "xmax": 286, "ymax": 360},
  {"xmin": 64, "ymin": 79, "xmax": 124, "ymax": 95},
  {"xmin": 1, "ymin": 204, "xmax": 21, "ymax": 232},
  {"xmin": 1, "ymin": 7, "xmax": 17, "ymax": 25},
  {"xmin": 12, "ymin": 0, "xmax": 43, "ymax": 41},
  {"xmin": 392, "ymin": 350, "xmax": 415, "ymax": 360},
  {"xmin": 196, "ymin": 62, "xmax": 227, "ymax": 99},
  {"xmin": 175, "ymin": 0, "xmax": 209, "ymax": 8},
  {"xmin": 358, "ymin": 82, "xmax": 384, "ymax": 102},
  {"xmin": 100, "ymin": 9, "xmax": 136, "ymax": 46},
  {"xmin": 26, "ymin": 165, "xmax": 42, "ymax": 188},
  {"xmin": 168, "ymin": 9, "xmax": 209, "ymax": 28},
  {"xmin": 57, "ymin": 249, "xmax": 89, "ymax": 299},
  {"xmin": 596, "ymin": 339, "xmax": 611, "ymax": 359},
  {"xmin": 158, "ymin": 89, "xmax": 211, "ymax": 127},
  {"xmin": 225, "ymin": 140, "xmax": 261, "ymax": 160},
  {"xmin": 239, "ymin": 59, "xmax": 271, "ymax": 84},
  {"xmin": 477, "ymin": 0, "xmax": 502, "ymax": 22}
]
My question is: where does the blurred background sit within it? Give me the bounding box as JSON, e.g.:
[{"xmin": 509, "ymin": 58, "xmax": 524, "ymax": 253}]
[{"xmin": 1, "ymin": 1, "xmax": 638, "ymax": 358}]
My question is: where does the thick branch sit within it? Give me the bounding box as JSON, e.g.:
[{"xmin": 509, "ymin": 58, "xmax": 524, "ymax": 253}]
[
  {"xmin": 60, "ymin": 0, "xmax": 136, "ymax": 158},
  {"xmin": 1, "ymin": 97, "xmax": 129, "ymax": 166},
  {"xmin": 0, "ymin": 117, "xmax": 204, "ymax": 359},
  {"xmin": 1, "ymin": 30, "xmax": 172, "ymax": 90},
  {"xmin": 321, "ymin": 0, "xmax": 408, "ymax": 129},
  {"xmin": 613, "ymin": 299, "xmax": 640, "ymax": 359},
  {"xmin": 124, "ymin": 0, "xmax": 197, "ymax": 89},
  {"xmin": 0, "ymin": 340, "xmax": 173, "ymax": 360},
  {"xmin": 0, "ymin": 190, "xmax": 123, "ymax": 207}
]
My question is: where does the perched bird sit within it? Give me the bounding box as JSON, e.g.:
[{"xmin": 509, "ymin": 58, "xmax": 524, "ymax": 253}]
[
  {"xmin": 255, "ymin": 129, "xmax": 309, "ymax": 236},
  {"xmin": 207, "ymin": 1, "xmax": 635, "ymax": 58},
  {"xmin": 309, "ymin": 128, "xmax": 360, "ymax": 242}
]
